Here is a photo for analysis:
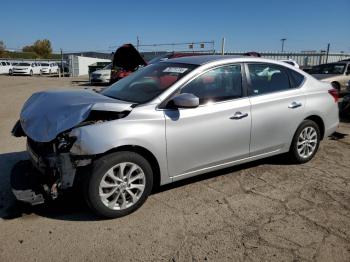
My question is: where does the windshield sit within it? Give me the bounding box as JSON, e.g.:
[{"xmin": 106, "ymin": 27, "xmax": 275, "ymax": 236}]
[
  {"xmin": 18, "ymin": 63, "xmax": 30, "ymax": 66},
  {"xmin": 102, "ymin": 62, "xmax": 198, "ymax": 103},
  {"xmin": 310, "ymin": 63, "xmax": 346, "ymax": 74},
  {"xmin": 103, "ymin": 64, "xmax": 112, "ymax": 70},
  {"xmin": 41, "ymin": 63, "xmax": 49, "ymax": 66}
]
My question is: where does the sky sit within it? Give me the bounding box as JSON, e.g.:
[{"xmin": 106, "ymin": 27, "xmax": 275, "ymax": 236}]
[{"xmin": 1, "ymin": 0, "xmax": 349, "ymax": 53}]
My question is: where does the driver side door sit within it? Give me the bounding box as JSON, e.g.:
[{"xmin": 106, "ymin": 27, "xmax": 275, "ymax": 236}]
[{"xmin": 164, "ymin": 64, "xmax": 252, "ymax": 180}]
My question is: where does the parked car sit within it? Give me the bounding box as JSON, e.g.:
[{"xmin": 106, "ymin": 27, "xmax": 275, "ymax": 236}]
[
  {"xmin": 90, "ymin": 64, "xmax": 111, "ymax": 84},
  {"xmin": 280, "ymin": 59, "xmax": 300, "ymax": 68},
  {"xmin": 243, "ymin": 52, "xmax": 261, "ymax": 57},
  {"xmin": 309, "ymin": 62, "xmax": 350, "ymax": 92},
  {"xmin": 109, "ymin": 44, "xmax": 147, "ymax": 84},
  {"xmin": 57, "ymin": 61, "xmax": 69, "ymax": 75},
  {"xmin": 12, "ymin": 62, "xmax": 42, "ymax": 76},
  {"xmin": 339, "ymin": 93, "xmax": 350, "ymax": 118},
  {"xmin": 40, "ymin": 62, "xmax": 59, "ymax": 74},
  {"xmin": 11, "ymin": 56, "xmax": 339, "ymax": 218},
  {"xmin": 0, "ymin": 61, "xmax": 13, "ymax": 75}
]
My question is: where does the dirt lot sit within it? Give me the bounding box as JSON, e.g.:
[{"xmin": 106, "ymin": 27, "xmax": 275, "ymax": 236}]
[{"xmin": 0, "ymin": 75, "xmax": 349, "ymax": 262}]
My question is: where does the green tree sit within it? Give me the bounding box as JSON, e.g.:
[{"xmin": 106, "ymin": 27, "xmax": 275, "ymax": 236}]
[{"xmin": 22, "ymin": 39, "xmax": 53, "ymax": 58}]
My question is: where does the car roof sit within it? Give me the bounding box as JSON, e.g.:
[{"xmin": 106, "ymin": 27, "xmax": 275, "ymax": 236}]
[{"xmin": 163, "ymin": 55, "xmax": 245, "ymax": 65}]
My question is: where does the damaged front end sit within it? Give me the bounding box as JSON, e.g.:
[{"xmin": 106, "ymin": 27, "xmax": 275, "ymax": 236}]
[
  {"xmin": 11, "ymin": 126, "xmax": 88, "ymax": 205},
  {"xmin": 11, "ymin": 89, "xmax": 134, "ymax": 205}
]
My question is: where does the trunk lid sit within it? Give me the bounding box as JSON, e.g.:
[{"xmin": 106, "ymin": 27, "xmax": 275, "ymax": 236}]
[{"xmin": 112, "ymin": 44, "xmax": 147, "ymax": 71}]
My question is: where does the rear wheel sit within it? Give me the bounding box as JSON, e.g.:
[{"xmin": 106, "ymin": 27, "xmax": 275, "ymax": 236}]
[
  {"xmin": 9, "ymin": 69, "xmax": 13, "ymax": 75},
  {"xmin": 85, "ymin": 151, "xmax": 153, "ymax": 218},
  {"xmin": 288, "ymin": 120, "xmax": 320, "ymax": 163}
]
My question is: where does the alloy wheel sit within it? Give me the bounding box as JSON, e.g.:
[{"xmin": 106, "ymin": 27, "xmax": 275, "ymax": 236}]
[
  {"xmin": 297, "ymin": 126, "xmax": 318, "ymax": 158},
  {"xmin": 99, "ymin": 162, "xmax": 146, "ymax": 210}
]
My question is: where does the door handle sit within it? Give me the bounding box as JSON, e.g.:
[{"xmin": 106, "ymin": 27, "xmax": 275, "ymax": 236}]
[
  {"xmin": 230, "ymin": 112, "xmax": 248, "ymax": 120},
  {"xmin": 288, "ymin": 102, "xmax": 302, "ymax": 109}
]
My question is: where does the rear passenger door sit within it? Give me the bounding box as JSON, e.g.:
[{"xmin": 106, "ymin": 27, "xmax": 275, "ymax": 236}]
[{"xmin": 246, "ymin": 63, "xmax": 306, "ymax": 156}]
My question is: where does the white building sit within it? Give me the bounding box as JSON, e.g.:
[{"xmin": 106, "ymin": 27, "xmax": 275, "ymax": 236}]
[{"xmin": 69, "ymin": 55, "xmax": 111, "ymax": 76}]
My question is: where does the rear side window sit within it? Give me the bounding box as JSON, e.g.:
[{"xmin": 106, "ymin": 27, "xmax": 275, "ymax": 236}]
[
  {"xmin": 289, "ymin": 69, "xmax": 305, "ymax": 88},
  {"xmin": 180, "ymin": 64, "xmax": 242, "ymax": 104},
  {"xmin": 248, "ymin": 63, "xmax": 290, "ymax": 96}
]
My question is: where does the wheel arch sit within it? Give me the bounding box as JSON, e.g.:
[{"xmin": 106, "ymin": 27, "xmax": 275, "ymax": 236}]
[
  {"xmin": 304, "ymin": 115, "xmax": 325, "ymax": 140},
  {"xmin": 98, "ymin": 145, "xmax": 161, "ymax": 188}
]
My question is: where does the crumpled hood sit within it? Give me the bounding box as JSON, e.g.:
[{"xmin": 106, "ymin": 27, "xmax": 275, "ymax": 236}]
[
  {"xmin": 311, "ymin": 74, "xmax": 339, "ymax": 80},
  {"xmin": 20, "ymin": 89, "xmax": 133, "ymax": 142}
]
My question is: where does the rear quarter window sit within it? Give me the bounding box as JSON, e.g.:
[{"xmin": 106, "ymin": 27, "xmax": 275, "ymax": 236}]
[{"xmin": 288, "ymin": 69, "xmax": 305, "ymax": 88}]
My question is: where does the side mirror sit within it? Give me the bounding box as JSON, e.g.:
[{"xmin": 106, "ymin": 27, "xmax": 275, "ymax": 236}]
[{"xmin": 169, "ymin": 93, "xmax": 199, "ymax": 109}]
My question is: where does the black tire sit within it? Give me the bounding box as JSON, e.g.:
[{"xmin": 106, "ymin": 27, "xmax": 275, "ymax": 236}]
[
  {"xmin": 9, "ymin": 69, "xmax": 13, "ymax": 75},
  {"xmin": 30, "ymin": 70, "xmax": 33, "ymax": 76},
  {"xmin": 85, "ymin": 151, "xmax": 153, "ymax": 218},
  {"xmin": 288, "ymin": 120, "xmax": 321, "ymax": 164}
]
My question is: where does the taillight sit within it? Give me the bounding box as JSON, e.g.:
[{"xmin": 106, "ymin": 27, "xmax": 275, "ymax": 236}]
[{"xmin": 328, "ymin": 88, "xmax": 339, "ymax": 103}]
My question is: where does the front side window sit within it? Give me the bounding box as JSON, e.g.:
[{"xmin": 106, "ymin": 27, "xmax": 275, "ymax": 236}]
[
  {"xmin": 248, "ymin": 64, "xmax": 290, "ymax": 96},
  {"xmin": 180, "ymin": 64, "xmax": 242, "ymax": 104}
]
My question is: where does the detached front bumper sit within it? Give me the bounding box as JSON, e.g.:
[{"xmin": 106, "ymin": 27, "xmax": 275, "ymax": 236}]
[
  {"xmin": 11, "ymin": 160, "xmax": 46, "ymax": 205},
  {"xmin": 11, "ymin": 139, "xmax": 90, "ymax": 205}
]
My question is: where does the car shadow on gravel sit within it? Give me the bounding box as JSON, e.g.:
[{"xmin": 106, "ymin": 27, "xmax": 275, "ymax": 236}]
[{"xmin": 0, "ymin": 131, "xmax": 348, "ymax": 222}]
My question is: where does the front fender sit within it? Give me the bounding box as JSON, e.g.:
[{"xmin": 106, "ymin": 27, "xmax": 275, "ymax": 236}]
[{"xmin": 69, "ymin": 112, "xmax": 170, "ymax": 184}]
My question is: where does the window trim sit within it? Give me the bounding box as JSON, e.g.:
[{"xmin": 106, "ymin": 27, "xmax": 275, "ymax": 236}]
[
  {"xmin": 244, "ymin": 62, "xmax": 304, "ymax": 97},
  {"xmin": 158, "ymin": 62, "xmax": 248, "ymax": 109}
]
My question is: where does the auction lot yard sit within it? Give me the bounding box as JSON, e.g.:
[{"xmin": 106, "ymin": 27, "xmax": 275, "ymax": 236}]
[{"xmin": 0, "ymin": 75, "xmax": 350, "ymax": 262}]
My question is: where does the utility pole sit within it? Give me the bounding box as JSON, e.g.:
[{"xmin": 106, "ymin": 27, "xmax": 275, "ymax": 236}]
[
  {"xmin": 281, "ymin": 38, "xmax": 286, "ymax": 52},
  {"xmin": 325, "ymin": 43, "xmax": 330, "ymax": 63},
  {"xmin": 136, "ymin": 36, "xmax": 140, "ymax": 51},
  {"xmin": 60, "ymin": 48, "xmax": 63, "ymax": 77},
  {"xmin": 221, "ymin": 37, "xmax": 225, "ymax": 55}
]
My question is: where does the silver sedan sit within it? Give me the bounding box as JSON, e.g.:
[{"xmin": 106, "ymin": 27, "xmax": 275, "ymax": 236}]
[{"xmin": 12, "ymin": 55, "xmax": 339, "ymax": 218}]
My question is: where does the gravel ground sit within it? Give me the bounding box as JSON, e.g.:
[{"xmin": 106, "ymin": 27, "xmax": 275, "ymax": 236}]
[{"xmin": 0, "ymin": 75, "xmax": 349, "ymax": 262}]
